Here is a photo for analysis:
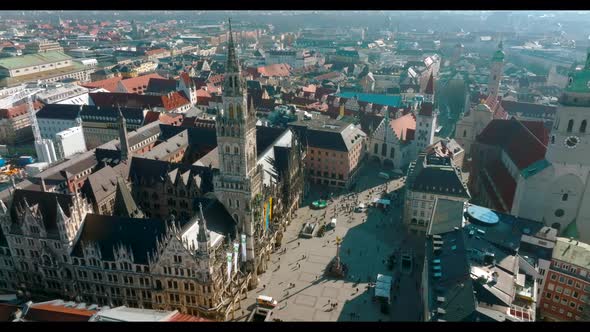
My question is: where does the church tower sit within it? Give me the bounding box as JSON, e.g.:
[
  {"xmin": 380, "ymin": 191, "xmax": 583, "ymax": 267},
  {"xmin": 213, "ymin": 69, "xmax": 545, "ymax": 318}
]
[
  {"xmin": 545, "ymin": 50, "xmax": 590, "ymax": 166},
  {"xmin": 214, "ymin": 19, "xmax": 262, "ymax": 272},
  {"xmin": 117, "ymin": 106, "xmax": 130, "ymax": 162},
  {"xmin": 416, "ymin": 72, "xmax": 437, "ymax": 152},
  {"xmin": 488, "ymin": 41, "xmax": 505, "ymax": 98}
]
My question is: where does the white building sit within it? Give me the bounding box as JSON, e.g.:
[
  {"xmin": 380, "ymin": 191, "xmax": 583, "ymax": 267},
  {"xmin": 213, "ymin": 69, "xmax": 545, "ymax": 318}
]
[
  {"xmin": 55, "ymin": 126, "xmax": 87, "ymax": 160},
  {"xmin": 36, "ymin": 104, "xmax": 83, "ymax": 140},
  {"xmin": 512, "ymin": 51, "xmax": 590, "ymax": 243},
  {"xmin": 36, "ymin": 83, "xmax": 89, "ymax": 105}
]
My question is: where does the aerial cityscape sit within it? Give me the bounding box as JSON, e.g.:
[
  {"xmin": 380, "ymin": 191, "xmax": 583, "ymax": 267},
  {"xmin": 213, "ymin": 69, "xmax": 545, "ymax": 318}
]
[{"xmin": 0, "ymin": 10, "xmax": 588, "ymax": 322}]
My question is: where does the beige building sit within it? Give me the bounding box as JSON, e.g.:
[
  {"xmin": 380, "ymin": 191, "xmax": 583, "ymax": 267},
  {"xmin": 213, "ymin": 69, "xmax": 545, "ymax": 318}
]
[
  {"xmin": 404, "ymin": 153, "xmax": 470, "ymax": 235},
  {"xmin": 290, "ymin": 117, "xmax": 366, "ymax": 189},
  {"xmin": 0, "ymin": 101, "xmax": 43, "ymax": 144},
  {"xmin": 0, "ymin": 51, "xmax": 94, "ymax": 88}
]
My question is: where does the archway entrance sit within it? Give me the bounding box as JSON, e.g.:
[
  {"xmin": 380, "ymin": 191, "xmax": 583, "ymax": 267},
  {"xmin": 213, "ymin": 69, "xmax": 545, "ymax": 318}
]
[
  {"xmin": 370, "ymin": 155, "xmax": 381, "ymax": 166},
  {"xmin": 383, "ymin": 159, "xmax": 395, "ymax": 169}
]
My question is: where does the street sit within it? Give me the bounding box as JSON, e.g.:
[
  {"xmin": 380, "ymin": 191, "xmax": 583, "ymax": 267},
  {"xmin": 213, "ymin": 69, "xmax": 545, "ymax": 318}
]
[{"xmin": 236, "ymin": 163, "xmax": 426, "ymax": 321}]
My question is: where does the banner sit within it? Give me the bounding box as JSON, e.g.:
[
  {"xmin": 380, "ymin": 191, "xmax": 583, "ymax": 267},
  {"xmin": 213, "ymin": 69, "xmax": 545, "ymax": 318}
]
[
  {"xmin": 226, "ymin": 252, "xmax": 233, "ymax": 281},
  {"xmin": 265, "ymin": 200, "xmax": 271, "ymax": 232},
  {"xmin": 241, "ymin": 234, "xmax": 247, "ymax": 262},
  {"xmin": 269, "ymin": 197, "xmax": 273, "ymax": 221},
  {"xmin": 233, "ymin": 242, "xmax": 239, "ymax": 272}
]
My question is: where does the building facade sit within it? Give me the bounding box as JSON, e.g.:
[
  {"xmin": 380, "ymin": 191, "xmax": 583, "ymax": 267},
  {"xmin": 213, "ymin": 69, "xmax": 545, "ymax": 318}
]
[
  {"xmin": 512, "ymin": 51, "xmax": 590, "ymax": 244},
  {"xmin": 538, "ymin": 237, "xmax": 590, "ymax": 321},
  {"xmin": 404, "ymin": 153, "xmax": 470, "ymax": 235}
]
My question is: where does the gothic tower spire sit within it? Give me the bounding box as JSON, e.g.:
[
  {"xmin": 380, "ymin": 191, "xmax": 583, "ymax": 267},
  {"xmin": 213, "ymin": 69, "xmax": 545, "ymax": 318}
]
[{"xmin": 117, "ymin": 106, "xmax": 130, "ymax": 162}]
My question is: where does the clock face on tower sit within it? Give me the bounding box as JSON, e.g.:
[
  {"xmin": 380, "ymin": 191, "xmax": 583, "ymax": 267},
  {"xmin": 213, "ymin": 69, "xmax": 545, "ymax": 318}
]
[{"xmin": 564, "ymin": 136, "xmax": 580, "ymax": 149}]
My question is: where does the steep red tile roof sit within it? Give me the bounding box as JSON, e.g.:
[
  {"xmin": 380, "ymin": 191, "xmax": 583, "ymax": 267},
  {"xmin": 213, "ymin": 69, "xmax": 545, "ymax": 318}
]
[
  {"xmin": 486, "ymin": 160, "xmax": 516, "ymax": 210},
  {"xmin": 145, "ymin": 48, "xmax": 168, "ymax": 56},
  {"xmin": 389, "ymin": 113, "xmax": 416, "ymax": 142},
  {"xmin": 119, "ymin": 73, "xmax": 165, "ymax": 94},
  {"xmin": 144, "ymin": 111, "xmax": 183, "ymax": 125},
  {"xmin": 179, "ymin": 72, "xmax": 192, "ymax": 87},
  {"xmin": 0, "ymin": 101, "xmax": 43, "ymax": 119},
  {"xmin": 208, "ymin": 74, "xmax": 224, "ymax": 85},
  {"xmin": 196, "ymin": 88, "xmax": 211, "ymax": 99},
  {"xmin": 476, "ymin": 118, "xmax": 548, "ymax": 170},
  {"xmin": 90, "ymin": 91, "xmax": 188, "ymax": 111},
  {"xmin": 161, "ymin": 91, "xmax": 190, "ymax": 110},
  {"xmin": 25, "ymin": 302, "xmax": 98, "ymax": 322},
  {"xmin": 82, "ymin": 76, "xmax": 123, "ymax": 92},
  {"xmin": 257, "ymin": 64, "xmax": 292, "ymax": 77}
]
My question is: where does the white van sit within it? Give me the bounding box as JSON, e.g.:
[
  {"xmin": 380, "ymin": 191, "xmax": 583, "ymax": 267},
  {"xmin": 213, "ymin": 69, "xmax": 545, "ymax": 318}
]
[
  {"xmin": 257, "ymin": 295, "xmax": 278, "ymax": 308},
  {"xmin": 330, "ymin": 218, "xmax": 337, "ymax": 228},
  {"xmin": 355, "ymin": 203, "xmax": 367, "ymax": 213},
  {"xmin": 378, "ymin": 172, "xmax": 390, "ymax": 180}
]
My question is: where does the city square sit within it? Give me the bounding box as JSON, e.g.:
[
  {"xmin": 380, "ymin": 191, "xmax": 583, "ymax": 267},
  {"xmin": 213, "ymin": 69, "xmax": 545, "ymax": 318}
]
[{"xmin": 237, "ymin": 163, "xmax": 426, "ymax": 321}]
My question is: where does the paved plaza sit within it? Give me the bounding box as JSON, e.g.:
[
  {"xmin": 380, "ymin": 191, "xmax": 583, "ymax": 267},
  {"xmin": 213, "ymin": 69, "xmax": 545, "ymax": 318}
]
[{"xmin": 236, "ymin": 163, "xmax": 426, "ymax": 321}]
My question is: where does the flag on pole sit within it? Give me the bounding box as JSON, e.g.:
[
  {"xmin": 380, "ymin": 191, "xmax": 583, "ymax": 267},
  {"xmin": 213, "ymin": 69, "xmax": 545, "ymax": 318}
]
[
  {"xmin": 265, "ymin": 201, "xmax": 270, "ymax": 232},
  {"xmin": 241, "ymin": 234, "xmax": 247, "ymax": 262},
  {"xmin": 226, "ymin": 252, "xmax": 233, "ymax": 281},
  {"xmin": 269, "ymin": 197, "xmax": 273, "ymax": 221},
  {"xmin": 233, "ymin": 242, "xmax": 239, "ymax": 272}
]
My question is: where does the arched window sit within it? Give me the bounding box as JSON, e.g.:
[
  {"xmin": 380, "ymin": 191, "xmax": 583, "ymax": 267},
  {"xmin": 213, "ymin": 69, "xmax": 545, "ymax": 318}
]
[
  {"xmin": 463, "ymin": 129, "xmax": 467, "ymax": 137},
  {"xmin": 229, "ymin": 104, "xmax": 234, "ymax": 119},
  {"xmin": 562, "ymin": 193, "xmax": 568, "ymax": 201},
  {"xmin": 551, "ymin": 136, "xmax": 555, "ymax": 144},
  {"xmin": 390, "ymin": 147, "xmax": 395, "ymax": 159},
  {"xmin": 567, "ymin": 119, "xmax": 574, "ymax": 133},
  {"xmin": 374, "ymin": 144, "xmax": 378, "ymax": 154},
  {"xmin": 381, "ymin": 143, "xmax": 387, "ymax": 156},
  {"xmin": 234, "ymin": 146, "xmax": 239, "ymax": 154},
  {"xmin": 225, "ymin": 145, "xmax": 230, "ymax": 154},
  {"xmin": 581, "ymin": 120, "xmax": 587, "ymax": 133},
  {"xmin": 237, "ymin": 105, "xmax": 242, "ymax": 119}
]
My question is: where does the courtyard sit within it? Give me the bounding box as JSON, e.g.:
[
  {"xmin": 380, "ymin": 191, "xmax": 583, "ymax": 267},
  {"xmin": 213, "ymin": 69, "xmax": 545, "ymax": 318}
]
[{"xmin": 236, "ymin": 163, "xmax": 426, "ymax": 321}]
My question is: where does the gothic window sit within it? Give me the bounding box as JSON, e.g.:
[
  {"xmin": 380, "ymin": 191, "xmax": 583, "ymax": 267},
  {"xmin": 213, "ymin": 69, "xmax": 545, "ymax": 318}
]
[
  {"xmin": 562, "ymin": 194, "xmax": 568, "ymax": 201},
  {"xmin": 225, "ymin": 145, "xmax": 230, "ymax": 154},
  {"xmin": 221, "ymin": 126, "xmax": 225, "ymax": 136},
  {"xmin": 551, "ymin": 136, "xmax": 555, "ymax": 144},
  {"xmin": 231, "ymin": 126, "xmax": 235, "ymax": 136},
  {"xmin": 381, "ymin": 143, "xmax": 387, "ymax": 156},
  {"xmin": 374, "ymin": 144, "xmax": 378, "ymax": 154},
  {"xmin": 237, "ymin": 105, "xmax": 242, "ymax": 118},
  {"xmin": 493, "ymin": 75, "xmax": 497, "ymax": 81},
  {"xmin": 581, "ymin": 120, "xmax": 587, "ymax": 133},
  {"xmin": 390, "ymin": 147, "xmax": 395, "ymax": 159},
  {"xmin": 567, "ymin": 119, "xmax": 574, "ymax": 133},
  {"xmin": 229, "ymin": 104, "xmax": 234, "ymax": 119}
]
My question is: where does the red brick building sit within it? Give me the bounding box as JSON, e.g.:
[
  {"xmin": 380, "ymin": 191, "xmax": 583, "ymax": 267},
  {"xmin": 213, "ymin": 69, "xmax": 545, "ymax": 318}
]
[{"xmin": 539, "ymin": 237, "xmax": 590, "ymax": 321}]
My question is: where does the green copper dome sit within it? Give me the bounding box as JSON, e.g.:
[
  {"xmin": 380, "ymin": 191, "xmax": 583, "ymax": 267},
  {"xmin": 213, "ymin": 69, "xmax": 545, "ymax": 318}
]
[
  {"xmin": 492, "ymin": 49, "xmax": 505, "ymax": 62},
  {"xmin": 564, "ymin": 50, "xmax": 590, "ymax": 93}
]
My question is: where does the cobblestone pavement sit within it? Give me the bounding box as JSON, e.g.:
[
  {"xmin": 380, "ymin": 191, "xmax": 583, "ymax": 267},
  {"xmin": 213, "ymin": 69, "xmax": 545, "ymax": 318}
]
[{"xmin": 236, "ymin": 164, "xmax": 426, "ymax": 322}]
